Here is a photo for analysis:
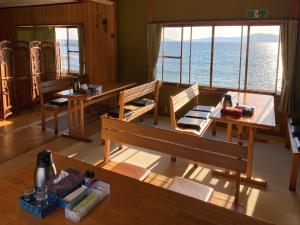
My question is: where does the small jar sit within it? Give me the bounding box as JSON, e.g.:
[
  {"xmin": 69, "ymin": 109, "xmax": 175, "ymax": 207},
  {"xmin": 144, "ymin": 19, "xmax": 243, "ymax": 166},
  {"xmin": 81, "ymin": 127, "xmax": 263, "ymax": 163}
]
[{"xmin": 222, "ymin": 94, "xmax": 233, "ymax": 108}]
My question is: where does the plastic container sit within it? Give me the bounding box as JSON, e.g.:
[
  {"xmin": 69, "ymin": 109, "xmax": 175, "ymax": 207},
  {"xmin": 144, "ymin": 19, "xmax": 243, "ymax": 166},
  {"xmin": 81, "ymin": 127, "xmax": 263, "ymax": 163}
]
[
  {"xmin": 65, "ymin": 181, "xmax": 110, "ymax": 223},
  {"xmin": 19, "ymin": 193, "xmax": 59, "ymax": 218},
  {"xmin": 59, "ymin": 180, "xmax": 84, "ymax": 208}
]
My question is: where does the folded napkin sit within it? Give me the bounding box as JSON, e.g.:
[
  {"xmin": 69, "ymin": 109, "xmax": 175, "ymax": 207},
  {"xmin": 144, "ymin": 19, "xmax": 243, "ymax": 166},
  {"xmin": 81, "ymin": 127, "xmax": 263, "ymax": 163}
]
[
  {"xmin": 177, "ymin": 117, "xmax": 206, "ymax": 131},
  {"xmin": 185, "ymin": 110, "xmax": 210, "ymax": 119},
  {"xmin": 129, "ymin": 98, "xmax": 154, "ymax": 107},
  {"xmin": 221, "ymin": 107, "xmax": 243, "ymax": 118},
  {"xmin": 193, "ymin": 105, "xmax": 214, "ymax": 113},
  {"xmin": 108, "ymin": 108, "xmax": 133, "ymax": 118}
]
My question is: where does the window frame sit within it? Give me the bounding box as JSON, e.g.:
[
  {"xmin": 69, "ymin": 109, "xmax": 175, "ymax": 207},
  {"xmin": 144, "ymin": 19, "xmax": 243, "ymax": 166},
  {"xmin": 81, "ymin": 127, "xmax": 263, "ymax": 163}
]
[
  {"xmin": 157, "ymin": 19, "xmax": 284, "ymax": 96},
  {"xmin": 55, "ymin": 26, "xmax": 81, "ymax": 76}
]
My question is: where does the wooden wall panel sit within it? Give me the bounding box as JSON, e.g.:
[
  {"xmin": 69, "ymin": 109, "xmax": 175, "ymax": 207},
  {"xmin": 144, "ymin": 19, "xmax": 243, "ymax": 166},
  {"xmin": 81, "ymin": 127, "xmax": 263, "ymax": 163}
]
[{"xmin": 0, "ymin": 2, "xmax": 117, "ymax": 84}]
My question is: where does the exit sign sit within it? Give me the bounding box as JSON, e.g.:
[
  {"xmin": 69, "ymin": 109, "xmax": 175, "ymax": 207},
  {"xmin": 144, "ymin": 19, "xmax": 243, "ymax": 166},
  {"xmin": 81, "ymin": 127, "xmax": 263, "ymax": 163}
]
[
  {"xmin": 258, "ymin": 9, "xmax": 268, "ymax": 18},
  {"xmin": 246, "ymin": 9, "xmax": 268, "ymax": 18}
]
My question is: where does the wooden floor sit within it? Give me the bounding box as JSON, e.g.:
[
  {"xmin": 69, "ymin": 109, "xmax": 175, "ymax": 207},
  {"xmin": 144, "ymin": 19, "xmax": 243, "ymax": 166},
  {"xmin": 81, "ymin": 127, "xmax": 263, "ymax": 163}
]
[
  {"xmin": 0, "ymin": 110, "xmax": 299, "ymax": 225},
  {"xmin": 102, "ymin": 161, "xmax": 243, "ymax": 212}
]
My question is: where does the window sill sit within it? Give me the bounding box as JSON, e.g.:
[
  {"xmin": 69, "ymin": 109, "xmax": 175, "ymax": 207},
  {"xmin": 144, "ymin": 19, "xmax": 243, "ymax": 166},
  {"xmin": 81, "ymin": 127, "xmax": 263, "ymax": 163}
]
[{"xmin": 160, "ymin": 82, "xmax": 281, "ymax": 98}]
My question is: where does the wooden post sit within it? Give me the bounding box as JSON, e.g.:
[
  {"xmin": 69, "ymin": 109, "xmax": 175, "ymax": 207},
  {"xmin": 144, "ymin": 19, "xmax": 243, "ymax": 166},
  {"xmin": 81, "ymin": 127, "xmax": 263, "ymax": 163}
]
[
  {"xmin": 68, "ymin": 99, "xmax": 74, "ymax": 136},
  {"xmin": 247, "ymin": 127, "xmax": 255, "ymax": 178},
  {"xmin": 79, "ymin": 99, "xmax": 84, "ymax": 138},
  {"xmin": 104, "ymin": 139, "xmax": 111, "ymax": 162},
  {"xmin": 227, "ymin": 122, "xmax": 233, "ymax": 142},
  {"xmin": 234, "ymin": 171, "xmax": 241, "ymax": 206},
  {"xmin": 291, "ymin": 0, "xmax": 298, "ymax": 19},
  {"xmin": 237, "ymin": 125, "xmax": 243, "ymax": 145},
  {"xmin": 147, "ymin": 0, "xmax": 154, "ymax": 23}
]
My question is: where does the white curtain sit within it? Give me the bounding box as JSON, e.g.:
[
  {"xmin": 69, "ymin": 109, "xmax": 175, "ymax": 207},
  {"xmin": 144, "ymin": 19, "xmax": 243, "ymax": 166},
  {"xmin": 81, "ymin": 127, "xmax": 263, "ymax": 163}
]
[
  {"xmin": 147, "ymin": 24, "xmax": 162, "ymax": 82},
  {"xmin": 279, "ymin": 20, "xmax": 298, "ymax": 114}
]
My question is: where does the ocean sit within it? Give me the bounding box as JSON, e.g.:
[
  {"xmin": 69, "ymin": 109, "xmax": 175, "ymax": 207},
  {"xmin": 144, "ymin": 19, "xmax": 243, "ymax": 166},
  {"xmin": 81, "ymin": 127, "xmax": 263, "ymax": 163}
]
[{"xmin": 157, "ymin": 41, "xmax": 282, "ymax": 93}]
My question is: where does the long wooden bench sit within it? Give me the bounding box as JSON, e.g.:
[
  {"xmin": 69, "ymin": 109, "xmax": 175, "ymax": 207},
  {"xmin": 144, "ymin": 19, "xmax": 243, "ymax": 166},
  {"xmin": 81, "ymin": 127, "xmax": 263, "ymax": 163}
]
[
  {"xmin": 101, "ymin": 117, "xmax": 248, "ymax": 205},
  {"xmin": 117, "ymin": 80, "xmax": 160, "ymax": 124},
  {"xmin": 39, "ymin": 77, "xmax": 72, "ymax": 133},
  {"xmin": 286, "ymin": 117, "xmax": 300, "ymax": 191},
  {"xmin": 170, "ymin": 83, "xmax": 216, "ymax": 161}
]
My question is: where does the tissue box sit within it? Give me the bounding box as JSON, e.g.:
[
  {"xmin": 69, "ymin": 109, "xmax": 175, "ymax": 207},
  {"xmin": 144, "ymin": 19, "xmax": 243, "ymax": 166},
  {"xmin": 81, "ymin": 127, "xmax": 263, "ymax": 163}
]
[{"xmin": 45, "ymin": 168, "xmax": 84, "ymax": 207}]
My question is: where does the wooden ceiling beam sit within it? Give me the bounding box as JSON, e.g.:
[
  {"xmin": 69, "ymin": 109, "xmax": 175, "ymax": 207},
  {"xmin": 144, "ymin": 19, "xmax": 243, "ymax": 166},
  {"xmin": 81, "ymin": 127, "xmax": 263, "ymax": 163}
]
[
  {"xmin": 291, "ymin": 0, "xmax": 298, "ymax": 19},
  {"xmin": 147, "ymin": 0, "xmax": 153, "ymax": 23}
]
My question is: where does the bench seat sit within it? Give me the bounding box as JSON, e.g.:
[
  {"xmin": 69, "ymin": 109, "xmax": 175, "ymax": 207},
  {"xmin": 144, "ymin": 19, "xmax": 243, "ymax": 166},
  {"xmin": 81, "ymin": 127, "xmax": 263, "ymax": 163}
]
[
  {"xmin": 168, "ymin": 176, "xmax": 214, "ymax": 202},
  {"xmin": 111, "ymin": 162, "xmax": 150, "ymax": 181}
]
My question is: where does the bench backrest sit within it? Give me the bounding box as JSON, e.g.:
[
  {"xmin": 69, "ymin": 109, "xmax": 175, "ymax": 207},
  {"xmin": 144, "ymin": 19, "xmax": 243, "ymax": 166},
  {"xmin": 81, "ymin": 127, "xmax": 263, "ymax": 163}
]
[
  {"xmin": 118, "ymin": 80, "xmax": 160, "ymax": 121},
  {"xmin": 101, "ymin": 117, "xmax": 247, "ymax": 204},
  {"xmin": 39, "ymin": 77, "xmax": 72, "ymax": 94},
  {"xmin": 119, "ymin": 80, "xmax": 160, "ymax": 105},
  {"xmin": 102, "ymin": 117, "xmax": 247, "ymax": 172},
  {"xmin": 170, "ymin": 83, "xmax": 199, "ymax": 129},
  {"xmin": 39, "ymin": 77, "xmax": 72, "ymax": 106}
]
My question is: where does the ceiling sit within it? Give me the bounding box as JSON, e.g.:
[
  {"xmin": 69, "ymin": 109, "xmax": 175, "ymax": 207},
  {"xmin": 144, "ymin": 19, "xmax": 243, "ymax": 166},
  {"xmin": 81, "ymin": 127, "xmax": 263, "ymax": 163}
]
[{"xmin": 0, "ymin": 0, "xmax": 80, "ymax": 8}]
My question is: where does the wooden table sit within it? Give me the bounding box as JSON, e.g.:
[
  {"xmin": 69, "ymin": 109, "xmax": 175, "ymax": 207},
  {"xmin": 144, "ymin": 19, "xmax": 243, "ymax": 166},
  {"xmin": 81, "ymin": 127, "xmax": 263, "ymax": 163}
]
[
  {"xmin": 210, "ymin": 92, "xmax": 276, "ymax": 187},
  {"xmin": 0, "ymin": 154, "xmax": 274, "ymax": 225},
  {"xmin": 58, "ymin": 81, "xmax": 136, "ymax": 142},
  {"xmin": 287, "ymin": 120, "xmax": 300, "ymax": 191}
]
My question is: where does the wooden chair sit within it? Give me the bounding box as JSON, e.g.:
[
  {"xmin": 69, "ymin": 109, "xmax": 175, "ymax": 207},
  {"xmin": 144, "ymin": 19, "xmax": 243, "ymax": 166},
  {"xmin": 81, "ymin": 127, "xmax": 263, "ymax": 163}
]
[
  {"xmin": 101, "ymin": 117, "xmax": 248, "ymax": 205},
  {"xmin": 39, "ymin": 77, "xmax": 72, "ymax": 133},
  {"xmin": 118, "ymin": 80, "xmax": 160, "ymax": 124},
  {"xmin": 169, "ymin": 83, "xmax": 216, "ymax": 161}
]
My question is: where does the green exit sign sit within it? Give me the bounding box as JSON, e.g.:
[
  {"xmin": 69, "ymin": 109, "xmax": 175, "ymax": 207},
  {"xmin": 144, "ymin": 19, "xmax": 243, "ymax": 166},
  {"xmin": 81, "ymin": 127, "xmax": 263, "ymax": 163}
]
[
  {"xmin": 258, "ymin": 9, "xmax": 268, "ymax": 18},
  {"xmin": 246, "ymin": 9, "xmax": 268, "ymax": 18}
]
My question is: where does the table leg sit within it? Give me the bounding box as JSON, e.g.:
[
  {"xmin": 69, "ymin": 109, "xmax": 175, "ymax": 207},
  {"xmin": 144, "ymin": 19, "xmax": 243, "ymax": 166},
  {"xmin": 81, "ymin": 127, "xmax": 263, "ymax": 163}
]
[
  {"xmin": 73, "ymin": 99, "xmax": 79, "ymax": 136},
  {"xmin": 62, "ymin": 98, "xmax": 91, "ymax": 142},
  {"xmin": 68, "ymin": 99, "xmax": 74, "ymax": 136},
  {"xmin": 79, "ymin": 99, "xmax": 85, "ymax": 138},
  {"xmin": 237, "ymin": 125, "xmax": 243, "ymax": 145},
  {"xmin": 246, "ymin": 127, "xmax": 255, "ymax": 179},
  {"xmin": 289, "ymin": 154, "xmax": 300, "ymax": 191},
  {"xmin": 223, "ymin": 123, "xmax": 233, "ymax": 175},
  {"xmin": 227, "ymin": 122, "xmax": 233, "ymax": 143},
  {"xmin": 213, "ymin": 125, "xmax": 267, "ymax": 188},
  {"xmin": 104, "ymin": 139, "xmax": 111, "ymax": 162}
]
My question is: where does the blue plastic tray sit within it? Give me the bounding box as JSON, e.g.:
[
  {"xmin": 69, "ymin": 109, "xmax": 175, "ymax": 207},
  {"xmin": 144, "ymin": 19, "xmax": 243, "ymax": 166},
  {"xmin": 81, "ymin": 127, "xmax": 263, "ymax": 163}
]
[{"xmin": 19, "ymin": 193, "xmax": 59, "ymax": 218}]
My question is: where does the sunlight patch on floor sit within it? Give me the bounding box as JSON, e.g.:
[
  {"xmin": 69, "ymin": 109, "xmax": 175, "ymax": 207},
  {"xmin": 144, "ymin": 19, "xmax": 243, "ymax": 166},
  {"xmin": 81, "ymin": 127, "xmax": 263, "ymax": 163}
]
[
  {"xmin": 111, "ymin": 146, "xmax": 162, "ymax": 169},
  {"xmin": 0, "ymin": 120, "xmax": 13, "ymax": 128},
  {"xmin": 245, "ymin": 188, "xmax": 260, "ymax": 216}
]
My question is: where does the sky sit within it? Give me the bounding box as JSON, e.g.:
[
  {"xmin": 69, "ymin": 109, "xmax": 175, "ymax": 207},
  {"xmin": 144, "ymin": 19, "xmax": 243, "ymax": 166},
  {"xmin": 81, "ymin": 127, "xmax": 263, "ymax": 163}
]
[
  {"xmin": 55, "ymin": 28, "xmax": 78, "ymax": 40},
  {"xmin": 164, "ymin": 25, "xmax": 280, "ymax": 41}
]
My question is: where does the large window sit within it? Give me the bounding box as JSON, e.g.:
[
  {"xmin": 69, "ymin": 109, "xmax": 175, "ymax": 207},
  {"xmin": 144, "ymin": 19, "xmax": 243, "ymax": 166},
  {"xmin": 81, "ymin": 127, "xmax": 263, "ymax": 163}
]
[
  {"xmin": 157, "ymin": 23, "xmax": 282, "ymax": 94},
  {"xmin": 55, "ymin": 27, "xmax": 80, "ymax": 74}
]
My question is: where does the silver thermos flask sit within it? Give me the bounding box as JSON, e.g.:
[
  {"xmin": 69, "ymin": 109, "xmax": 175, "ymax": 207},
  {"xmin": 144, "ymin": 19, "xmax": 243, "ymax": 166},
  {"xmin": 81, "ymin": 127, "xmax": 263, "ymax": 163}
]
[{"xmin": 34, "ymin": 150, "xmax": 57, "ymax": 188}]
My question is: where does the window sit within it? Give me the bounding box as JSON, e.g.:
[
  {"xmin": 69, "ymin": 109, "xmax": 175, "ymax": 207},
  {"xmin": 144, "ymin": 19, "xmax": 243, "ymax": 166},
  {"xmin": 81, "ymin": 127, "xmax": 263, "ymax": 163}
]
[
  {"xmin": 157, "ymin": 23, "xmax": 282, "ymax": 94},
  {"xmin": 55, "ymin": 27, "xmax": 80, "ymax": 74}
]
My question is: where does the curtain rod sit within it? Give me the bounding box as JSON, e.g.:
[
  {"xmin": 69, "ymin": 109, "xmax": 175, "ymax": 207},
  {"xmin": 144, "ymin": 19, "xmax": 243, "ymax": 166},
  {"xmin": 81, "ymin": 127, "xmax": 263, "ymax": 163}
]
[{"xmin": 149, "ymin": 18, "xmax": 296, "ymax": 26}]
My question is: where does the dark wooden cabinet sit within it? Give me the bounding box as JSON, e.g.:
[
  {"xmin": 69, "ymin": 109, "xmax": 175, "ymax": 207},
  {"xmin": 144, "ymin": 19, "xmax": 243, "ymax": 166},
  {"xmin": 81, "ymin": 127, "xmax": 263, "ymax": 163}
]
[
  {"xmin": 14, "ymin": 41, "xmax": 33, "ymax": 109},
  {"xmin": 0, "ymin": 40, "xmax": 62, "ymax": 119},
  {"xmin": 0, "ymin": 41, "xmax": 14, "ymax": 120}
]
